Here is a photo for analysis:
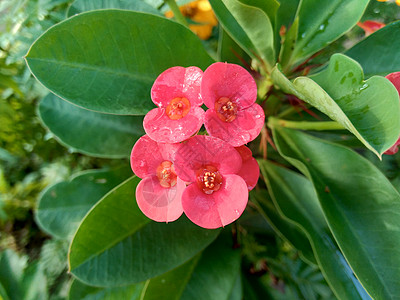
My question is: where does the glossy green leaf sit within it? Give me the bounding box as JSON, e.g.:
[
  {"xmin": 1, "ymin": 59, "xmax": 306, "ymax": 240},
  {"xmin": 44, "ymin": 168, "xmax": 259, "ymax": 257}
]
[
  {"xmin": 67, "ymin": 0, "xmax": 162, "ymax": 17},
  {"xmin": 69, "ymin": 177, "xmax": 220, "ymax": 287},
  {"xmin": 68, "ymin": 280, "xmax": 145, "ymax": 300},
  {"xmin": 273, "ymin": 126, "xmax": 400, "ymax": 300},
  {"xmin": 209, "ymin": 0, "xmax": 275, "ymax": 70},
  {"xmin": 36, "ymin": 167, "xmax": 132, "ymax": 240},
  {"xmin": 179, "ymin": 234, "xmax": 241, "ymax": 300},
  {"xmin": 346, "ymin": 21, "xmax": 400, "ymax": 77},
  {"xmin": 239, "ymin": 0, "xmax": 279, "ymax": 27},
  {"xmin": 69, "ymin": 234, "xmax": 240, "ymax": 299},
  {"xmin": 39, "ymin": 93, "xmax": 144, "ymax": 158},
  {"xmin": 218, "ymin": 28, "xmax": 250, "ymax": 65},
  {"xmin": 271, "ymin": 54, "xmax": 400, "ymax": 157},
  {"xmin": 251, "ymin": 190, "xmax": 317, "ymax": 266},
  {"xmin": 259, "ymin": 161, "xmax": 371, "ymax": 300},
  {"xmin": 279, "ymin": 16, "xmax": 299, "ymax": 69},
  {"xmin": 289, "ymin": 0, "xmax": 369, "ymax": 65},
  {"xmin": 273, "ymin": 0, "xmax": 299, "ymax": 57},
  {"xmin": 26, "ymin": 10, "xmax": 213, "ymax": 115}
]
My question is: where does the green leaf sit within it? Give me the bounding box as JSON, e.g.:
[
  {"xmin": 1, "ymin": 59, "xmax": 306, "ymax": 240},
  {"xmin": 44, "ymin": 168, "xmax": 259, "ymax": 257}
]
[
  {"xmin": 69, "ymin": 177, "xmax": 220, "ymax": 287},
  {"xmin": 289, "ymin": 0, "xmax": 369, "ymax": 65},
  {"xmin": 68, "ymin": 234, "xmax": 240, "ymax": 299},
  {"xmin": 36, "ymin": 167, "xmax": 132, "ymax": 240},
  {"xmin": 251, "ymin": 190, "xmax": 317, "ymax": 266},
  {"xmin": 345, "ymin": 21, "xmax": 400, "ymax": 77},
  {"xmin": 0, "ymin": 250, "xmax": 27, "ymax": 300},
  {"xmin": 271, "ymin": 54, "xmax": 400, "ymax": 157},
  {"xmin": 179, "ymin": 234, "xmax": 241, "ymax": 300},
  {"xmin": 273, "ymin": 126, "xmax": 400, "ymax": 300},
  {"xmin": 259, "ymin": 161, "xmax": 371, "ymax": 300},
  {"xmin": 218, "ymin": 28, "xmax": 250, "ymax": 65},
  {"xmin": 67, "ymin": 0, "xmax": 162, "ymax": 17},
  {"xmin": 227, "ymin": 274, "xmax": 242, "ymax": 300},
  {"xmin": 279, "ymin": 16, "xmax": 299, "ymax": 70},
  {"xmin": 209, "ymin": 0, "xmax": 275, "ymax": 70},
  {"xmin": 68, "ymin": 280, "xmax": 145, "ymax": 300},
  {"xmin": 273, "ymin": 0, "xmax": 299, "ymax": 58},
  {"xmin": 239, "ymin": 0, "xmax": 279, "ymax": 27},
  {"xmin": 20, "ymin": 263, "xmax": 47, "ymax": 300},
  {"xmin": 0, "ymin": 282, "xmax": 11, "ymax": 300},
  {"xmin": 25, "ymin": 10, "xmax": 213, "ymax": 115},
  {"xmin": 39, "ymin": 93, "xmax": 144, "ymax": 158}
]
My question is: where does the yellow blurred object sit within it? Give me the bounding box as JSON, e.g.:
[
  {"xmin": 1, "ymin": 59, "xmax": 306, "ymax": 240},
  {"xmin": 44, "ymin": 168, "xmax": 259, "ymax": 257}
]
[
  {"xmin": 376, "ymin": 0, "xmax": 400, "ymax": 5},
  {"xmin": 165, "ymin": 0, "xmax": 218, "ymax": 40}
]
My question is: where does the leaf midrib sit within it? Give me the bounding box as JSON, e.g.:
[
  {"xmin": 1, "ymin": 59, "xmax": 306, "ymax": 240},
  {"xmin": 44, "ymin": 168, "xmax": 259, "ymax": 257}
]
[{"xmin": 26, "ymin": 57, "xmax": 155, "ymax": 82}]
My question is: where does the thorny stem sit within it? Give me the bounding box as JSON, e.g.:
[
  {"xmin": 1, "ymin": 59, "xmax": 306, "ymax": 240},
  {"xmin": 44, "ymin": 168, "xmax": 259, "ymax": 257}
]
[
  {"xmin": 268, "ymin": 117, "xmax": 345, "ymax": 131},
  {"xmin": 164, "ymin": 0, "xmax": 189, "ymax": 27}
]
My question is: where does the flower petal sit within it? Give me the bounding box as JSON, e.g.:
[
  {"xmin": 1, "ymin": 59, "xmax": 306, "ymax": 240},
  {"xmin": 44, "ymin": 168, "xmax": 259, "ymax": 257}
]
[
  {"xmin": 143, "ymin": 107, "xmax": 205, "ymax": 143},
  {"xmin": 204, "ymin": 103, "xmax": 265, "ymax": 147},
  {"xmin": 201, "ymin": 62, "xmax": 257, "ymax": 109},
  {"xmin": 130, "ymin": 135, "xmax": 164, "ymax": 178},
  {"xmin": 237, "ymin": 157, "xmax": 259, "ymax": 190},
  {"xmin": 174, "ymin": 135, "xmax": 242, "ymax": 182},
  {"xmin": 235, "ymin": 146, "xmax": 259, "ymax": 190},
  {"xmin": 384, "ymin": 136, "xmax": 400, "ymax": 155},
  {"xmin": 151, "ymin": 66, "xmax": 203, "ymax": 108},
  {"xmin": 235, "ymin": 145, "xmax": 253, "ymax": 161},
  {"xmin": 182, "ymin": 174, "xmax": 248, "ymax": 229},
  {"xmin": 136, "ymin": 176, "xmax": 185, "ymax": 222},
  {"xmin": 386, "ymin": 72, "xmax": 400, "ymax": 95}
]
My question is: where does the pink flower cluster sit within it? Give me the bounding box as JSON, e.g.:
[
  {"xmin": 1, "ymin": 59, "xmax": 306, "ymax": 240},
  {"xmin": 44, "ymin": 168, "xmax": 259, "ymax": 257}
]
[{"xmin": 131, "ymin": 62, "xmax": 264, "ymax": 229}]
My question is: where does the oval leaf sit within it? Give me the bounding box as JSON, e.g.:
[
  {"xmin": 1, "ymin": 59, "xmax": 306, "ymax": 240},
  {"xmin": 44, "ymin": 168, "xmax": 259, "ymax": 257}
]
[
  {"xmin": 252, "ymin": 190, "xmax": 317, "ymax": 266},
  {"xmin": 36, "ymin": 167, "xmax": 132, "ymax": 240},
  {"xmin": 39, "ymin": 93, "xmax": 144, "ymax": 158},
  {"xmin": 218, "ymin": 28, "xmax": 250, "ymax": 65},
  {"xmin": 345, "ymin": 21, "xmax": 400, "ymax": 77},
  {"xmin": 67, "ymin": 0, "xmax": 162, "ymax": 17},
  {"xmin": 69, "ymin": 234, "xmax": 240, "ymax": 299},
  {"xmin": 289, "ymin": 0, "xmax": 368, "ymax": 65},
  {"xmin": 209, "ymin": 0, "xmax": 275, "ymax": 70},
  {"xmin": 259, "ymin": 161, "xmax": 371, "ymax": 300},
  {"xmin": 68, "ymin": 176, "xmax": 220, "ymax": 287},
  {"xmin": 273, "ymin": 126, "xmax": 400, "ymax": 300},
  {"xmin": 271, "ymin": 54, "xmax": 400, "ymax": 157},
  {"xmin": 25, "ymin": 10, "xmax": 214, "ymax": 115}
]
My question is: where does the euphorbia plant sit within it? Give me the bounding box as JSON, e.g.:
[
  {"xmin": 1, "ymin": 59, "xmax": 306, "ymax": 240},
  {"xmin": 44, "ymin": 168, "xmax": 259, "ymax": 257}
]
[{"xmin": 26, "ymin": 0, "xmax": 400, "ymax": 298}]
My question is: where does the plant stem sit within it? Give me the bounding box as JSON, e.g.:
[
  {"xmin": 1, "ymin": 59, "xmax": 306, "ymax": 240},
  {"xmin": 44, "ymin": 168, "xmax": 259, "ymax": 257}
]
[
  {"xmin": 276, "ymin": 106, "xmax": 297, "ymax": 118},
  {"xmin": 268, "ymin": 117, "xmax": 345, "ymax": 131},
  {"xmin": 164, "ymin": 0, "xmax": 189, "ymax": 27}
]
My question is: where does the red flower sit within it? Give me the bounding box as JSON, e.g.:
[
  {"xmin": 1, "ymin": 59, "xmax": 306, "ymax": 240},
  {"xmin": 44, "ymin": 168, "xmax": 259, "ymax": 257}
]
[
  {"xmin": 384, "ymin": 72, "xmax": 400, "ymax": 155},
  {"xmin": 235, "ymin": 146, "xmax": 259, "ymax": 190},
  {"xmin": 201, "ymin": 62, "xmax": 265, "ymax": 147},
  {"xmin": 174, "ymin": 135, "xmax": 248, "ymax": 229},
  {"xmin": 144, "ymin": 66, "xmax": 205, "ymax": 143},
  {"xmin": 130, "ymin": 135, "xmax": 185, "ymax": 222},
  {"xmin": 357, "ymin": 20, "xmax": 385, "ymax": 36}
]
